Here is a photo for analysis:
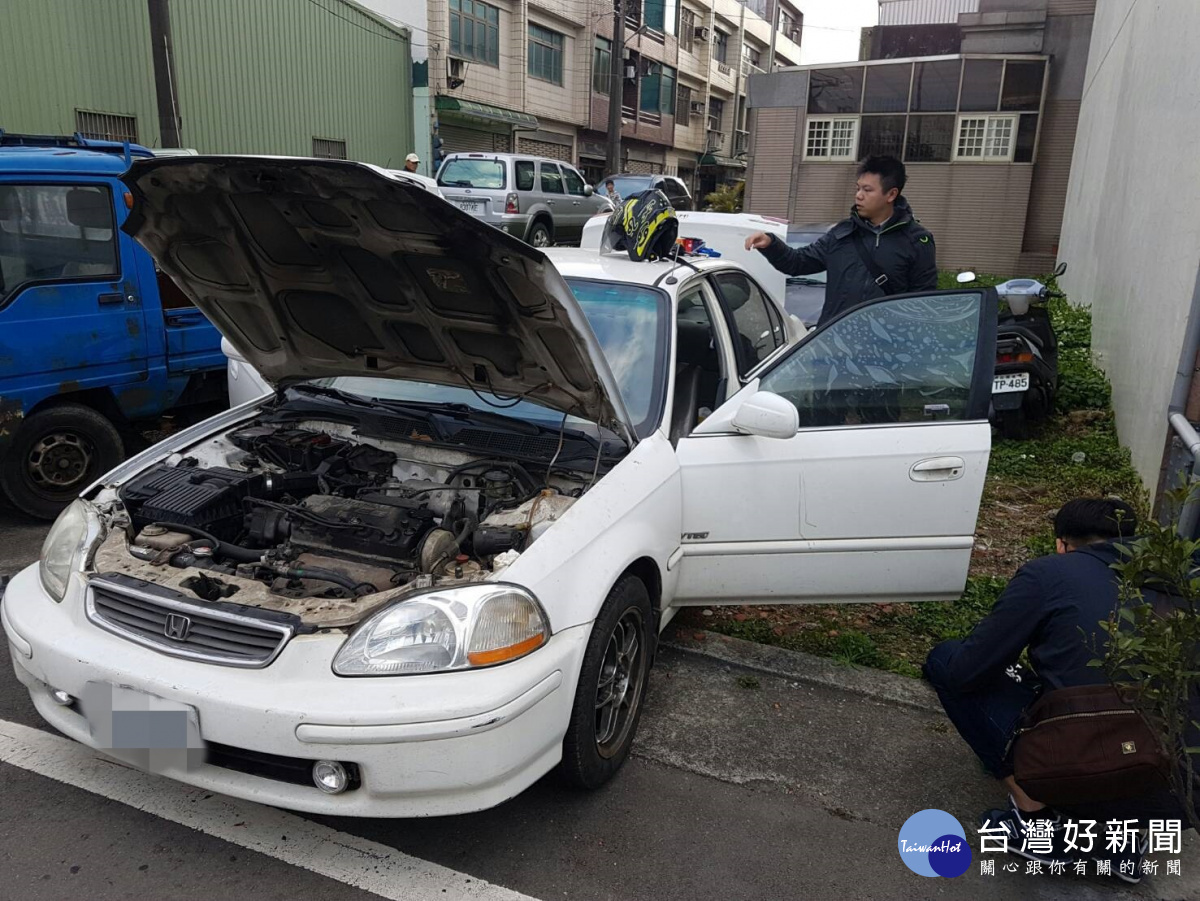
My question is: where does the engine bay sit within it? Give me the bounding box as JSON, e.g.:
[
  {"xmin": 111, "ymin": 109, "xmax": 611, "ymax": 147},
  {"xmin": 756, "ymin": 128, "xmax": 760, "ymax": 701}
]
[{"xmin": 104, "ymin": 421, "xmax": 583, "ymax": 616}]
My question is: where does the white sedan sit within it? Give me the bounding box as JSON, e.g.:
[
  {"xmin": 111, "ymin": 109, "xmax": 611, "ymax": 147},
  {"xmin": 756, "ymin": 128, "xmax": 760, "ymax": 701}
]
[{"xmin": 2, "ymin": 158, "xmax": 997, "ymax": 817}]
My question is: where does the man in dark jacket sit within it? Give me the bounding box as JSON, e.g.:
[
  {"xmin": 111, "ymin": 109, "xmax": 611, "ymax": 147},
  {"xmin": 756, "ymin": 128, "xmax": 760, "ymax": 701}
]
[
  {"xmin": 744, "ymin": 155, "xmax": 937, "ymax": 326},
  {"xmin": 925, "ymin": 498, "xmax": 1185, "ymax": 882}
]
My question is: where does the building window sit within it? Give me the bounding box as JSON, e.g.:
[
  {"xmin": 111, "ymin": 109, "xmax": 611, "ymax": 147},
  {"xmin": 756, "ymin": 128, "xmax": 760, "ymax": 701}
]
[
  {"xmin": 1014, "ymin": 114, "xmax": 1038, "ymax": 162},
  {"xmin": 859, "ymin": 115, "xmax": 906, "ymax": 159},
  {"xmin": 75, "ymin": 110, "xmax": 137, "ymax": 143},
  {"xmin": 680, "ymin": 8, "xmax": 695, "ymax": 53},
  {"xmin": 677, "ymin": 84, "xmax": 692, "ymax": 127},
  {"xmin": 450, "ymin": 0, "xmax": 500, "ymax": 67},
  {"xmin": 954, "ymin": 115, "xmax": 1015, "ymax": 161},
  {"xmin": 804, "ymin": 116, "xmax": 858, "ymax": 161},
  {"xmin": 312, "ymin": 137, "xmax": 347, "ymax": 159},
  {"xmin": 959, "ymin": 58, "xmax": 1004, "ymax": 112},
  {"xmin": 708, "ymin": 97, "xmax": 725, "ymax": 133},
  {"xmin": 742, "ymin": 44, "xmax": 761, "ymax": 69},
  {"xmin": 862, "ymin": 63, "xmax": 911, "ymax": 114},
  {"xmin": 904, "ymin": 114, "xmax": 955, "ymax": 162},
  {"xmin": 528, "ymin": 24, "xmax": 564, "ymax": 85},
  {"xmin": 910, "ymin": 59, "xmax": 960, "ymax": 112},
  {"xmin": 593, "ymin": 37, "xmax": 612, "ymax": 94},
  {"xmin": 640, "ymin": 64, "xmax": 677, "ymax": 117},
  {"xmin": 713, "ymin": 29, "xmax": 728, "ymax": 64},
  {"xmin": 1001, "ymin": 60, "xmax": 1046, "ymax": 112},
  {"xmin": 807, "ymin": 67, "xmax": 864, "ymax": 115},
  {"xmin": 779, "ymin": 6, "xmax": 801, "ymax": 40},
  {"xmin": 645, "ymin": 0, "xmax": 679, "ymax": 35}
]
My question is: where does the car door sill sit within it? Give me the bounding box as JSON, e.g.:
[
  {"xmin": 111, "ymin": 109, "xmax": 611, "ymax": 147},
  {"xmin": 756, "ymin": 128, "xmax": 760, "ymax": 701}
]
[{"xmin": 679, "ymin": 536, "xmax": 974, "ymax": 556}]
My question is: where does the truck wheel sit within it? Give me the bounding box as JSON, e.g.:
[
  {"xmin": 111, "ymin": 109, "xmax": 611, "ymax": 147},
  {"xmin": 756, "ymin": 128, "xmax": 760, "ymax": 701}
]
[
  {"xmin": 0, "ymin": 404, "xmax": 124, "ymax": 520},
  {"xmin": 559, "ymin": 575, "xmax": 652, "ymax": 789},
  {"xmin": 527, "ymin": 221, "xmax": 552, "ymax": 248}
]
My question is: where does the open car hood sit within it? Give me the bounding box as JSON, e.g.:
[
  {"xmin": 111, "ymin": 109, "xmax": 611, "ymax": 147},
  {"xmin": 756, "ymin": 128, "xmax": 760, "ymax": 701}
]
[{"xmin": 122, "ymin": 156, "xmax": 634, "ymax": 443}]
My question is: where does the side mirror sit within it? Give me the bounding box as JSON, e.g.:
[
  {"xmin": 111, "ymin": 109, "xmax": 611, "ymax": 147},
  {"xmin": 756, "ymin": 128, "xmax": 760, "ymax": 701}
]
[
  {"xmin": 66, "ymin": 187, "xmax": 113, "ymax": 230},
  {"xmin": 583, "ymin": 184, "xmax": 594, "ymax": 197},
  {"xmin": 731, "ymin": 391, "xmax": 798, "ymax": 440},
  {"xmin": 1053, "ymin": 261, "xmax": 1068, "ymax": 277},
  {"xmin": 956, "ymin": 271, "xmax": 977, "ymax": 284}
]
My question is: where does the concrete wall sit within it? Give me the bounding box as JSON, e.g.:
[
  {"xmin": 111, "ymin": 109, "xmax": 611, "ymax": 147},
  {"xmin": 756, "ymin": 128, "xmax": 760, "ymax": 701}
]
[{"xmin": 1058, "ymin": 0, "xmax": 1200, "ymax": 495}]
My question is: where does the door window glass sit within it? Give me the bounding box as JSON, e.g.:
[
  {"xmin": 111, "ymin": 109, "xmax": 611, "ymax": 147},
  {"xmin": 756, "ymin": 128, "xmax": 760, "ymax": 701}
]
[
  {"xmin": 0, "ymin": 183, "xmax": 117, "ymax": 299},
  {"xmin": 515, "ymin": 160, "xmax": 536, "ymax": 191},
  {"xmin": 759, "ymin": 293, "xmax": 983, "ymax": 428},
  {"xmin": 562, "ymin": 167, "xmax": 587, "ymax": 196},
  {"xmin": 539, "ymin": 163, "xmax": 565, "ymax": 194},
  {"xmin": 711, "ymin": 271, "xmax": 785, "ymax": 374}
]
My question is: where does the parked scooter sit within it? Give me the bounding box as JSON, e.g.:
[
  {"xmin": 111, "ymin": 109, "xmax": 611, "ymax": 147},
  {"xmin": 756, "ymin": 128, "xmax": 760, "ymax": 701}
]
[{"xmin": 957, "ymin": 262, "xmax": 1066, "ymax": 439}]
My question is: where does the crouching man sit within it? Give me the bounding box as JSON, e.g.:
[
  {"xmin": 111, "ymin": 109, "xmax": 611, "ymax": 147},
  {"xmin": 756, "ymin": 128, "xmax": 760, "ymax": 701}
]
[{"xmin": 923, "ymin": 498, "xmax": 1186, "ymax": 882}]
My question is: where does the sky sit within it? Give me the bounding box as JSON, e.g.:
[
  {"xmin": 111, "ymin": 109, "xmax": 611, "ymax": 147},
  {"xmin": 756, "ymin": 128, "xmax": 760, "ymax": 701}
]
[{"xmin": 797, "ymin": 0, "xmax": 880, "ymax": 65}]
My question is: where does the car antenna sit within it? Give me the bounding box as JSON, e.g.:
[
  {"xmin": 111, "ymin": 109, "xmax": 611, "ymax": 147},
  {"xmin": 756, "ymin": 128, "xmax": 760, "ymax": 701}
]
[{"xmin": 661, "ymin": 243, "xmax": 701, "ymax": 285}]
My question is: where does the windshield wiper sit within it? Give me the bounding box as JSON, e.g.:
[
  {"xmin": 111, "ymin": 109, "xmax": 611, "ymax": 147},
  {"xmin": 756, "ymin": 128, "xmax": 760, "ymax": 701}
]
[{"xmin": 286, "ymin": 384, "xmax": 382, "ymax": 409}]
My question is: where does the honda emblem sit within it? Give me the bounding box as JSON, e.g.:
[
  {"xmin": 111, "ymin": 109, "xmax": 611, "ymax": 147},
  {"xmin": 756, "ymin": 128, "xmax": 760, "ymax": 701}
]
[{"xmin": 164, "ymin": 613, "xmax": 191, "ymax": 641}]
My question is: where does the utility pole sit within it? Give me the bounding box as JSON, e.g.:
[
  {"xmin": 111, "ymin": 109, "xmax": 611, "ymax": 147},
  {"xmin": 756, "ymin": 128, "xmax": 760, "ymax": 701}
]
[
  {"xmin": 147, "ymin": 0, "xmax": 182, "ymax": 147},
  {"xmin": 605, "ymin": 0, "xmax": 625, "ymax": 176}
]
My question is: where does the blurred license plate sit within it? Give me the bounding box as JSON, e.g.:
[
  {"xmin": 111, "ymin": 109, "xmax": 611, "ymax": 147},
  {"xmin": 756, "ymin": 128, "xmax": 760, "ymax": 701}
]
[
  {"xmin": 457, "ymin": 200, "xmax": 481, "ymax": 214},
  {"xmin": 82, "ymin": 682, "xmax": 205, "ymax": 772},
  {"xmin": 992, "ymin": 373, "xmax": 1030, "ymax": 393}
]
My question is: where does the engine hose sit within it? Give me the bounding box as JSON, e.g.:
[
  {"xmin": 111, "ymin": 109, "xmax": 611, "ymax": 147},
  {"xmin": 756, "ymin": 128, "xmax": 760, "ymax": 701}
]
[
  {"xmin": 443, "ymin": 460, "xmax": 538, "ymax": 495},
  {"xmin": 150, "ymin": 522, "xmax": 264, "ymax": 564},
  {"xmin": 276, "ymin": 565, "xmax": 374, "ymax": 597}
]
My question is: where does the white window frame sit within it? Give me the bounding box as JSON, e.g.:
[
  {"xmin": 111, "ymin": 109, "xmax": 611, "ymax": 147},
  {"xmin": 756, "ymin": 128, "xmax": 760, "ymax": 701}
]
[
  {"xmin": 804, "ymin": 116, "xmax": 859, "ymax": 161},
  {"xmin": 953, "ymin": 114, "xmax": 1017, "ymax": 162}
]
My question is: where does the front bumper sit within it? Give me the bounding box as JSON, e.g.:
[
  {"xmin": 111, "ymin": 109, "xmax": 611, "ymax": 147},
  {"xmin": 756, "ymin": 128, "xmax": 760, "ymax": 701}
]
[{"xmin": 1, "ymin": 565, "xmax": 588, "ymax": 817}]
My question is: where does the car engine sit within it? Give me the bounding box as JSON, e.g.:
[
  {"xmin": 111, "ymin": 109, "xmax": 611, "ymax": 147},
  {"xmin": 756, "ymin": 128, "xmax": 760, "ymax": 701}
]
[{"xmin": 113, "ymin": 424, "xmax": 575, "ymax": 604}]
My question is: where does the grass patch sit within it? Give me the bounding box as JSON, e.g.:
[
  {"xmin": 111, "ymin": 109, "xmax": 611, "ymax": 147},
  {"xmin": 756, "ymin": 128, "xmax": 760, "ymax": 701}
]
[{"xmin": 680, "ymin": 268, "xmax": 1145, "ymax": 678}]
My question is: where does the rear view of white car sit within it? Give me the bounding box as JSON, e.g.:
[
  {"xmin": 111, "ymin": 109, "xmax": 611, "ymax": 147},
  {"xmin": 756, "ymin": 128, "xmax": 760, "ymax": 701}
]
[{"xmin": 3, "ymin": 158, "xmax": 998, "ymax": 818}]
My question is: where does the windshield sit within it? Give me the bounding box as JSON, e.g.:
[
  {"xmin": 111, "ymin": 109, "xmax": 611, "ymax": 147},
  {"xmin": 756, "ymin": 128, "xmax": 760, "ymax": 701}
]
[
  {"xmin": 307, "ymin": 278, "xmax": 668, "ymax": 439},
  {"xmin": 786, "ymin": 232, "xmax": 827, "ymax": 284},
  {"xmin": 438, "ymin": 159, "xmax": 506, "ymax": 189},
  {"xmin": 604, "ymin": 177, "xmax": 650, "ymax": 199}
]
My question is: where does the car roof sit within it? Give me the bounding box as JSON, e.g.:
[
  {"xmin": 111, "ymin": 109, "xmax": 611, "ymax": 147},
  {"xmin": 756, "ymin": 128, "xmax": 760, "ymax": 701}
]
[
  {"xmin": 441, "ymin": 152, "xmax": 576, "ymax": 166},
  {"xmin": 544, "ymin": 247, "xmax": 732, "ymax": 289},
  {"xmin": 788, "ymin": 222, "xmax": 838, "ymax": 235},
  {"xmin": 0, "ymin": 146, "xmax": 151, "ymax": 176}
]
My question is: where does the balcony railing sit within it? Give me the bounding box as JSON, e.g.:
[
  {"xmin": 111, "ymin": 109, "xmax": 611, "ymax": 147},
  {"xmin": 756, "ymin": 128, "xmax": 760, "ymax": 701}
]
[
  {"xmin": 716, "ymin": 62, "xmax": 732, "ymax": 77},
  {"xmin": 741, "ymin": 60, "xmax": 764, "ymax": 77}
]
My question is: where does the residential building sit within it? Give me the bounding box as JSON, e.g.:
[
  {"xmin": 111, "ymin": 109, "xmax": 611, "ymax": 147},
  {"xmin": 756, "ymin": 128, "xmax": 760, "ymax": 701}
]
[
  {"xmin": 744, "ymin": 0, "xmax": 1095, "ymax": 275},
  {"xmin": 0, "ymin": 0, "xmax": 414, "ymax": 166},
  {"xmin": 1056, "ymin": 1, "xmax": 1200, "ymax": 506},
  {"xmin": 423, "ymin": 0, "xmax": 802, "ymax": 196}
]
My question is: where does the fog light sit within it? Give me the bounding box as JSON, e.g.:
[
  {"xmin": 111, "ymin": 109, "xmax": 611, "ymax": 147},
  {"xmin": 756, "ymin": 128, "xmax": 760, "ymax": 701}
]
[
  {"xmin": 312, "ymin": 759, "xmax": 349, "ymax": 794},
  {"xmin": 50, "ymin": 688, "xmax": 74, "ymax": 706}
]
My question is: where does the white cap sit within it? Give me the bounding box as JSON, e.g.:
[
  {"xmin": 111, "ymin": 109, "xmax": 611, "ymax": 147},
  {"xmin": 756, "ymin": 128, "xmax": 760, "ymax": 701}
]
[{"xmin": 405, "ymin": 152, "xmax": 420, "ymax": 163}]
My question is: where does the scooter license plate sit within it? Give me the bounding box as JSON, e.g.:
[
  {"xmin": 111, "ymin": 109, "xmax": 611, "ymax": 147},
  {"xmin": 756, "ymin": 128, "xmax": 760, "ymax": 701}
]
[{"xmin": 992, "ymin": 373, "xmax": 1030, "ymax": 394}]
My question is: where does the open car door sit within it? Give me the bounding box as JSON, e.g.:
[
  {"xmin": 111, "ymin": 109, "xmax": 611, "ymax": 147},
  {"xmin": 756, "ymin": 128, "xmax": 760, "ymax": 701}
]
[{"xmin": 673, "ymin": 287, "xmax": 997, "ymax": 604}]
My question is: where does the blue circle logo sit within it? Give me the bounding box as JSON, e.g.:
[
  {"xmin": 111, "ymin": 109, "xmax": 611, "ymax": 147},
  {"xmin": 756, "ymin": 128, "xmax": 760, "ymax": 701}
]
[{"xmin": 897, "ymin": 809, "xmax": 972, "ymax": 878}]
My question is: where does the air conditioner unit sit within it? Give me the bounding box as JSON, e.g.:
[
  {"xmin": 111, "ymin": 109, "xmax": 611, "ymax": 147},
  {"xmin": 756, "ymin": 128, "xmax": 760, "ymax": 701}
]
[
  {"xmin": 624, "ymin": 65, "xmax": 637, "ymax": 80},
  {"xmin": 449, "ymin": 57, "xmax": 465, "ymax": 78},
  {"xmin": 695, "ymin": 26, "xmax": 711, "ymax": 41},
  {"xmin": 689, "ymin": 101, "xmax": 705, "ymax": 114}
]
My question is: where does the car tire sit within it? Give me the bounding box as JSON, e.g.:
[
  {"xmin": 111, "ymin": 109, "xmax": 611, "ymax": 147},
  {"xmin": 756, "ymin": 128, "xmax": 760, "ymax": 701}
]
[
  {"xmin": 527, "ymin": 221, "xmax": 552, "ymax": 248},
  {"xmin": 0, "ymin": 403, "xmax": 124, "ymax": 520},
  {"xmin": 560, "ymin": 575, "xmax": 653, "ymax": 790}
]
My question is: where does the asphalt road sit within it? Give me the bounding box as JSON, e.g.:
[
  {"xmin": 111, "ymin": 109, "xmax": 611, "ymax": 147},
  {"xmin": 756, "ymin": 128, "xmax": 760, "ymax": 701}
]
[{"xmin": 1, "ymin": 508, "xmax": 1196, "ymax": 901}]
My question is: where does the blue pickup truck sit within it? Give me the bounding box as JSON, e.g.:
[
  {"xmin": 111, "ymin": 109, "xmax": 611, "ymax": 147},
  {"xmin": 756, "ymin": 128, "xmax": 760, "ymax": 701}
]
[{"xmin": 0, "ymin": 133, "xmax": 226, "ymax": 518}]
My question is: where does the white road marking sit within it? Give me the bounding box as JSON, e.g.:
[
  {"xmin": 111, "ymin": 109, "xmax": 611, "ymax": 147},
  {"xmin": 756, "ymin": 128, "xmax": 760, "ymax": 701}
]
[{"xmin": 0, "ymin": 718, "xmax": 540, "ymax": 901}]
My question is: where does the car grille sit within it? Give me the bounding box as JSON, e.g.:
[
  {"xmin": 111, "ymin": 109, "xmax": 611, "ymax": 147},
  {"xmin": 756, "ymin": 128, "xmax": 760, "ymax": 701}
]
[{"xmin": 86, "ymin": 577, "xmax": 293, "ymax": 668}]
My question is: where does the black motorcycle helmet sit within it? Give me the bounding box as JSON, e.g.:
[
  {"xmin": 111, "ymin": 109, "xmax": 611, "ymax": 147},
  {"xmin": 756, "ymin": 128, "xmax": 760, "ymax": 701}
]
[{"xmin": 600, "ymin": 189, "xmax": 679, "ymax": 262}]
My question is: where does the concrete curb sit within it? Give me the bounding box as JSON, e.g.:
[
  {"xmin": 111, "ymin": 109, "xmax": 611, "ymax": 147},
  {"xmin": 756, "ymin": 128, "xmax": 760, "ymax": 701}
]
[{"xmin": 660, "ymin": 623, "xmax": 942, "ymax": 713}]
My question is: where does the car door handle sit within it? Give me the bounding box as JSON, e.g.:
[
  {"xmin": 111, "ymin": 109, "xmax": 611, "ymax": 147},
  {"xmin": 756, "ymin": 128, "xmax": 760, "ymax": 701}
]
[
  {"xmin": 910, "ymin": 457, "xmax": 965, "ymax": 482},
  {"xmin": 98, "ymin": 292, "xmax": 125, "ymax": 305}
]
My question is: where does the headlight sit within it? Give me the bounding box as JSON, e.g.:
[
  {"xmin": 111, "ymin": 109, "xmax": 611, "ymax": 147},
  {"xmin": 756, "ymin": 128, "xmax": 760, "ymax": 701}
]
[
  {"xmin": 333, "ymin": 583, "xmax": 549, "ymax": 676},
  {"xmin": 39, "ymin": 499, "xmax": 104, "ymax": 602}
]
